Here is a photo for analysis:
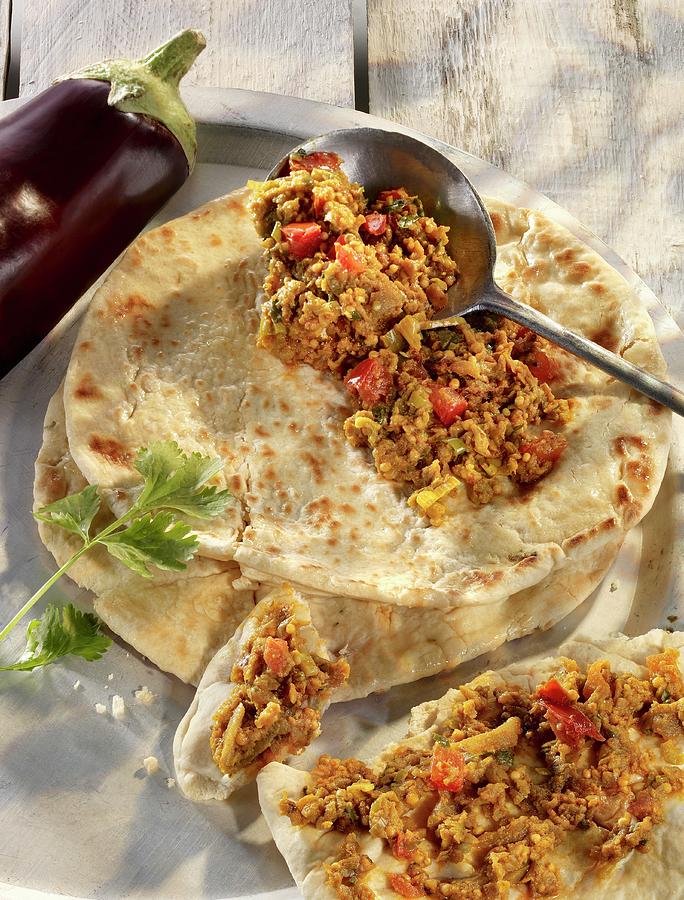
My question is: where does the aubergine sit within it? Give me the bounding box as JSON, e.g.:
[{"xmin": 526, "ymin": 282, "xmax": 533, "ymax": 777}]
[{"xmin": 0, "ymin": 29, "xmax": 206, "ymax": 378}]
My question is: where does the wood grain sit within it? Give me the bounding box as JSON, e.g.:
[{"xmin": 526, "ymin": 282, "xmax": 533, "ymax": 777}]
[
  {"xmin": 0, "ymin": 0, "xmax": 10, "ymax": 96},
  {"xmin": 20, "ymin": 0, "xmax": 355, "ymax": 107},
  {"xmin": 368, "ymin": 0, "xmax": 684, "ymax": 318}
]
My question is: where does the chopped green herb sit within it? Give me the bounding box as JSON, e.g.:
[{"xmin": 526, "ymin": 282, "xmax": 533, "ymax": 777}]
[
  {"xmin": 372, "ymin": 405, "xmax": 390, "ymax": 425},
  {"xmin": 495, "ymin": 749, "xmax": 515, "ymax": 767},
  {"xmin": 397, "ymin": 215, "xmax": 419, "ymax": 228},
  {"xmin": 661, "ymin": 690, "xmax": 671, "ymax": 703},
  {"xmin": 0, "ymin": 442, "xmax": 233, "ymax": 672},
  {"xmin": 433, "ymin": 732, "xmax": 450, "ymax": 746},
  {"xmin": 270, "ymin": 300, "xmax": 283, "ymax": 323},
  {"xmin": 0, "ymin": 603, "xmax": 110, "ymax": 673},
  {"xmin": 350, "ymin": 310, "xmax": 362, "ymax": 321},
  {"xmin": 431, "ymin": 328, "xmax": 463, "ymax": 350}
]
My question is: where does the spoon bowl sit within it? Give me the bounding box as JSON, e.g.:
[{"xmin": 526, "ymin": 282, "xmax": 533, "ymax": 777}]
[{"xmin": 270, "ymin": 128, "xmax": 684, "ymax": 416}]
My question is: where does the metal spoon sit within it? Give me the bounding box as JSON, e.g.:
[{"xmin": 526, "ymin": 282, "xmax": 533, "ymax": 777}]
[{"xmin": 269, "ymin": 127, "xmax": 684, "ymax": 417}]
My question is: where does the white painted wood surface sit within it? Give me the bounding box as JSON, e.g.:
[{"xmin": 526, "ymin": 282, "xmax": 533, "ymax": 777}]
[
  {"xmin": 19, "ymin": 0, "xmax": 355, "ymax": 107},
  {"xmin": 14, "ymin": 0, "xmax": 683, "ymax": 319},
  {"xmin": 368, "ymin": 0, "xmax": 684, "ymax": 319},
  {"xmin": 0, "ymin": 0, "xmax": 10, "ymax": 95}
]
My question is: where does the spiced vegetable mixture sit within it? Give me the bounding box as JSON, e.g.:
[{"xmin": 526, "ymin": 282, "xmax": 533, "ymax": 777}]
[
  {"xmin": 282, "ymin": 648, "xmax": 684, "ymax": 898},
  {"xmin": 210, "ymin": 595, "xmax": 349, "ymax": 779},
  {"xmin": 249, "ymin": 153, "xmax": 572, "ymax": 523}
]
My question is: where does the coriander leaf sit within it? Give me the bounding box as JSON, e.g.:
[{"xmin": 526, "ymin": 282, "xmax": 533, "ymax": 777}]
[
  {"xmin": 134, "ymin": 441, "xmax": 232, "ymax": 519},
  {"xmin": 99, "ymin": 511, "xmax": 198, "ymax": 577},
  {"xmin": 372, "ymin": 404, "xmax": 389, "ymax": 425},
  {"xmin": 0, "ymin": 603, "xmax": 111, "ymax": 672},
  {"xmin": 397, "ymin": 215, "xmax": 419, "ymax": 228},
  {"xmin": 33, "ymin": 484, "xmax": 100, "ymax": 542},
  {"xmin": 495, "ymin": 748, "xmax": 515, "ymax": 767}
]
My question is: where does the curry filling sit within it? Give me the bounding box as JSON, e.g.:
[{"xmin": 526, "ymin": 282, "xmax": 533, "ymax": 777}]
[
  {"xmin": 210, "ymin": 599, "xmax": 349, "ymax": 778},
  {"xmin": 249, "ymin": 153, "xmax": 572, "ymax": 521},
  {"xmin": 281, "ymin": 649, "xmax": 684, "ymax": 898}
]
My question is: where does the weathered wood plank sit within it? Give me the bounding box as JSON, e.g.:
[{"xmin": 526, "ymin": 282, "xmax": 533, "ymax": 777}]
[
  {"xmin": 368, "ymin": 0, "xmax": 684, "ymax": 318},
  {"xmin": 20, "ymin": 0, "xmax": 355, "ymax": 107},
  {"xmin": 0, "ymin": 0, "xmax": 11, "ymax": 96}
]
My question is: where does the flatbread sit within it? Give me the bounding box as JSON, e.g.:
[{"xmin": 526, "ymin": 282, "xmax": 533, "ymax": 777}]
[
  {"xmin": 257, "ymin": 629, "xmax": 684, "ymax": 899},
  {"xmin": 33, "ymin": 385, "xmax": 255, "ymax": 684},
  {"xmin": 174, "ymin": 584, "xmax": 342, "ymax": 800},
  {"xmin": 171, "ymin": 531, "xmax": 618, "ymax": 804},
  {"xmin": 59, "ymin": 187, "xmax": 670, "ymax": 612}
]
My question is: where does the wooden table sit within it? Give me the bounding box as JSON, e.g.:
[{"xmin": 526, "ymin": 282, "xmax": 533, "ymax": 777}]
[{"xmin": 4, "ymin": 0, "xmax": 682, "ymax": 320}]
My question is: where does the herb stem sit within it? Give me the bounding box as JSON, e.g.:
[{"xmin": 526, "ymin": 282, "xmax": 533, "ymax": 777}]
[
  {"xmin": 0, "ymin": 506, "xmax": 138, "ymax": 642},
  {"xmin": 0, "ymin": 545, "xmax": 89, "ymax": 641}
]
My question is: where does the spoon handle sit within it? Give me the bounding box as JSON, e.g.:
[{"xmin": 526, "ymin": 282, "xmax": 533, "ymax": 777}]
[{"xmin": 482, "ymin": 287, "xmax": 684, "ymax": 417}]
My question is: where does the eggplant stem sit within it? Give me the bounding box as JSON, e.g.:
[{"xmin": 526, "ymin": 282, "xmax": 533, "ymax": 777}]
[{"xmin": 142, "ymin": 29, "xmax": 207, "ymax": 85}]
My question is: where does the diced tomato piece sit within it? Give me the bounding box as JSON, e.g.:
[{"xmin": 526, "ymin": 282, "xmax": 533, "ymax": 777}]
[
  {"xmin": 363, "ymin": 212, "xmax": 388, "ymax": 235},
  {"xmin": 537, "ymin": 678, "xmax": 573, "ymax": 705},
  {"xmin": 543, "ymin": 700, "xmax": 605, "ymax": 748},
  {"xmin": 344, "ymin": 358, "xmax": 392, "ymax": 408},
  {"xmin": 335, "ymin": 239, "xmax": 366, "ymax": 274},
  {"xmin": 281, "ymin": 222, "xmax": 323, "ymax": 260},
  {"xmin": 392, "ymin": 833, "xmax": 413, "ymax": 860},
  {"xmin": 520, "ymin": 431, "xmax": 567, "ymax": 465},
  {"xmin": 389, "ymin": 873, "xmax": 424, "ymax": 898},
  {"xmin": 289, "ymin": 151, "xmax": 342, "ymax": 172},
  {"xmin": 263, "ymin": 637, "xmax": 290, "ymax": 676},
  {"xmin": 429, "ymin": 744, "xmax": 465, "ymax": 792},
  {"xmin": 377, "ymin": 189, "xmax": 405, "ymax": 203},
  {"xmin": 528, "ymin": 350, "xmax": 560, "ymax": 383},
  {"xmin": 429, "ymin": 385, "xmax": 467, "ymax": 426}
]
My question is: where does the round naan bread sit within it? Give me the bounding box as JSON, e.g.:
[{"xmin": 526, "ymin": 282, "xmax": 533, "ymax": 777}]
[
  {"xmin": 257, "ymin": 629, "xmax": 684, "ymax": 900},
  {"xmin": 34, "ymin": 185, "xmax": 674, "ymax": 696},
  {"xmin": 58, "ymin": 187, "xmax": 670, "ymax": 613}
]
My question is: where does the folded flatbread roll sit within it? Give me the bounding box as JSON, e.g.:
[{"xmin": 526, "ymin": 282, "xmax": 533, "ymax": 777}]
[
  {"xmin": 174, "ymin": 584, "xmax": 349, "ymax": 800},
  {"xmin": 258, "ymin": 629, "xmax": 684, "ymax": 899}
]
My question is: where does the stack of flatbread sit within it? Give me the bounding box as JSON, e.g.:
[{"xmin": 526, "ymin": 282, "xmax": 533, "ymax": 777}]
[{"xmin": 34, "ymin": 186, "xmax": 671, "ymax": 801}]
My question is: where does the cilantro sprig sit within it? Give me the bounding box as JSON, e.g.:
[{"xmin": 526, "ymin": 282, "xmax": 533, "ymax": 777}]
[
  {"xmin": 0, "ymin": 604, "xmax": 111, "ymax": 672},
  {"xmin": 0, "ymin": 441, "xmax": 232, "ymax": 672}
]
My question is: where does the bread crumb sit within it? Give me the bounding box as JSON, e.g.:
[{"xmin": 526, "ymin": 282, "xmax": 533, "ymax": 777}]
[
  {"xmin": 94, "ymin": 703, "xmax": 107, "ymax": 715},
  {"xmin": 107, "ymin": 673, "xmax": 114, "ymax": 681},
  {"xmin": 112, "ymin": 694, "xmax": 126, "ymax": 720},
  {"xmin": 143, "ymin": 756, "xmax": 159, "ymax": 775},
  {"xmin": 166, "ymin": 777, "xmax": 176, "ymax": 789},
  {"xmin": 73, "ymin": 680, "xmax": 81, "ymax": 690},
  {"xmin": 134, "ymin": 686, "xmax": 157, "ymax": 705}
]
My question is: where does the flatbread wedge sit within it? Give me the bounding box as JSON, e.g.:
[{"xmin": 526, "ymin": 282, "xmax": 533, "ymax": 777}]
[{"xmin": 258, "ymin": 630, "xmax": 684, "ymax": 899}]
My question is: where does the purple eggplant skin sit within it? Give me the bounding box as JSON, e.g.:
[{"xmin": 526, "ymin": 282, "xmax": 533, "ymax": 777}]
[{"xmin": 0, "ymin": 29, "xmax": 205, "ymax": 379}]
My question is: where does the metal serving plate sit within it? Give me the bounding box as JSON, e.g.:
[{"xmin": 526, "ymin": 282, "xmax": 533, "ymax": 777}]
[{"xmin": 0, "ymin": 87, "xmax": 682, "ymax": 899}]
